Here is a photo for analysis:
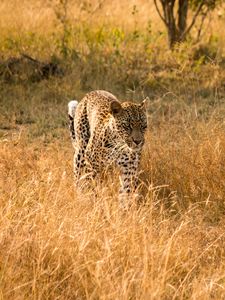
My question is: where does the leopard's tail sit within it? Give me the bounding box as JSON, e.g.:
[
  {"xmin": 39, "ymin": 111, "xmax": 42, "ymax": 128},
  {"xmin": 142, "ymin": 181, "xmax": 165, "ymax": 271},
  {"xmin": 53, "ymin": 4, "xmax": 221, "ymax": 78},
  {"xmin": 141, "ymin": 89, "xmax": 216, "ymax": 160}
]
[{"xmin": 68, "ymin": 100, "xmax": 78, "ymax": 144}]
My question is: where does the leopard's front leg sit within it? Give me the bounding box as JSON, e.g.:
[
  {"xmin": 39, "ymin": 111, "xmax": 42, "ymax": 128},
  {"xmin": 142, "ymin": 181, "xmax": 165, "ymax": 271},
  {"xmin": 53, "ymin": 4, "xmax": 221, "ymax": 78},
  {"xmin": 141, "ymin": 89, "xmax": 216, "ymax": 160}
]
[{"xmin": 117, "ymin": 150, "xmax": 141, "ymax": 209}]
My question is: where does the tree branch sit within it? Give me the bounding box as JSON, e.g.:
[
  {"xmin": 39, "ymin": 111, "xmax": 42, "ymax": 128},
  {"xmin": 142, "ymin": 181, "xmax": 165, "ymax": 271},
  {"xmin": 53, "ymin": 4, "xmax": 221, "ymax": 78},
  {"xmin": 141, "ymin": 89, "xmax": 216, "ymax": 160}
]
[
  {"xmin": 177, "ymin": 0, "xmax": 188, "ymax": 34},
  {"xmin": 181, "ymin": 1, "xmax": 204, "ymax": 39},
  {"xmin": 153, "ymin": 0, "xmax": 168, "ymax": 26},
  {"xmin": 196, "ymin": 6, "xmax": 210, "ymax": 42}
]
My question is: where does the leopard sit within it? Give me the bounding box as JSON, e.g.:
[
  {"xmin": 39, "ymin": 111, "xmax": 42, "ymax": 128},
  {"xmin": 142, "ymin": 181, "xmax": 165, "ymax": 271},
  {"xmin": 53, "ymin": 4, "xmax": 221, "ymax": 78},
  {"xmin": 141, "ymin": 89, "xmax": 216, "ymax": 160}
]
[{"xmin": 68, "ymin": 90, "xmax": 148, "ymax": 208}]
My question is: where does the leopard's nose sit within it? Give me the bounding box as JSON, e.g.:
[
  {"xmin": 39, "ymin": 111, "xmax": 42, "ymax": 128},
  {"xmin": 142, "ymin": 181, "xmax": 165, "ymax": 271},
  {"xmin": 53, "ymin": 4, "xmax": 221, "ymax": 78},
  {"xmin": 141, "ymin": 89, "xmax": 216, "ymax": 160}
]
[{"xmin": 132, "ymin": 138, "xmax": 142, "ymax": 145}]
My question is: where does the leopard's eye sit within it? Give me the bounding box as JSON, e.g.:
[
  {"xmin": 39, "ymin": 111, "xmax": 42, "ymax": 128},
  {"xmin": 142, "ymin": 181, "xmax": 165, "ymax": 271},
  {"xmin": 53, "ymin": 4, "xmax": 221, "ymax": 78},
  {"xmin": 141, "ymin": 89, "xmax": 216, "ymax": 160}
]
[{"xmin": 123, "ymin": 123, "xmax": 132, "ymax": 133}]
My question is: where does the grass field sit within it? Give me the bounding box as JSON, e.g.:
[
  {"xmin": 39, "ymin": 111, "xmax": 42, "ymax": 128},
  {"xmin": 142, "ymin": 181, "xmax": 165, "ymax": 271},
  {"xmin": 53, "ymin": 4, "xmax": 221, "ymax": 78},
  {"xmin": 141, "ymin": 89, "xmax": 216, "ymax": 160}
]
[{"xmin": 1, "ymin": 1, "xmax": 225, "ymax": 299}]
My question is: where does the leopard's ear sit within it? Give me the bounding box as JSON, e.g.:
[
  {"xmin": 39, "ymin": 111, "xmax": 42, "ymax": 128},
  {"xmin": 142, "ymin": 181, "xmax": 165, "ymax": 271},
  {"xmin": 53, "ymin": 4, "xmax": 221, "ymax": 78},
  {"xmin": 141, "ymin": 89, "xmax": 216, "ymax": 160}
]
[
  {"xmin": 140, "ymin": 97, "xmax": 149, "ymax": 110},
  {"xmin": 110, "ymin": 100, "xmax": 122, "ymax": 116}
]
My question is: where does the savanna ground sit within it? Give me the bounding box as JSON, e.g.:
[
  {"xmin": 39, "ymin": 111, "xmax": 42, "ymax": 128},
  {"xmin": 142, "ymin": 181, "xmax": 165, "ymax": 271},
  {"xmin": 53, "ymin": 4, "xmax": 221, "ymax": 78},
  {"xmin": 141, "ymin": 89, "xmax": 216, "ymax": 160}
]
[{"xmin": 1, "ymin": 0, "xmax": 225, "ymax": 299}]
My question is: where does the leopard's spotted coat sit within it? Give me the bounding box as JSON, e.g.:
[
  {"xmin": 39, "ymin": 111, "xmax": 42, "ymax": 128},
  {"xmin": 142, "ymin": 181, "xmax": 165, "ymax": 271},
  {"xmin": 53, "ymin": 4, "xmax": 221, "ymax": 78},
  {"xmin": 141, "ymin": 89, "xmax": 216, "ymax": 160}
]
[{"xmin": 68, "ymin": 90, "xmax": 148, "ymax": 208}]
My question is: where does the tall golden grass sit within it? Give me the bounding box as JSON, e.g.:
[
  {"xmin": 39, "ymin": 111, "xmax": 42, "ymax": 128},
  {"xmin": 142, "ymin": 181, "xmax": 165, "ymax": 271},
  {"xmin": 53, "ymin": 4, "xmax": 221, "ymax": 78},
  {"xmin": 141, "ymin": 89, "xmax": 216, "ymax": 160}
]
[
  {"xmin": 1, "ymin": 109, "xmax": 225, "ymax": 298},
  {"xmin": 1, "ymin": 0, "xmax": 225, "ymax": 299}
]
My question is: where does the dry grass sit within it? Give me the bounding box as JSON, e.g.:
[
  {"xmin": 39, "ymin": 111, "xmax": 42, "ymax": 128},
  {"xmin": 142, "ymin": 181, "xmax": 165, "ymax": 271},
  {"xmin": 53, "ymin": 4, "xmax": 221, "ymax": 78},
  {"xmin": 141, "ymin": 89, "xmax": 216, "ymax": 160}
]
[
  {"xmin": 1, "ymin": 104, "xmax": 225, "ymax": 299},
  {"xmin": 1, "ymin": 0, "xmax": 225, "ymax": 299},
  {"xmin": 0, "ymin": 0, "xmax": 225, "ymax": 59},
  {"xmin": 0, "ymin": 0, "xmax": 158, "ymax": 32}
]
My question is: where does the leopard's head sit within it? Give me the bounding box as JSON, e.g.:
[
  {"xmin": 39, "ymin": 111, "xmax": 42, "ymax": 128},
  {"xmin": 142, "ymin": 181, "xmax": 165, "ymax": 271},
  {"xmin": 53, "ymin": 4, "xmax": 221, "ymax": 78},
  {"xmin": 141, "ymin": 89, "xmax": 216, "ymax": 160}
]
[{"xmin": 110, "ymin": 98, "xmax": 148, "ymax": 150}]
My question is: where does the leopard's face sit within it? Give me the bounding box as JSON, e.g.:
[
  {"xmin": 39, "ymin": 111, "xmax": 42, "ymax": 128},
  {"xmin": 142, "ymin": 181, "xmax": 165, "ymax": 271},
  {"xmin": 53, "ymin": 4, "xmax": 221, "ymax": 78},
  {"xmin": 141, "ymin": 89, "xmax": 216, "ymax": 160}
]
[{"xmin": 113, "ymin": 101, "xmax": 148, "ymax": 150}]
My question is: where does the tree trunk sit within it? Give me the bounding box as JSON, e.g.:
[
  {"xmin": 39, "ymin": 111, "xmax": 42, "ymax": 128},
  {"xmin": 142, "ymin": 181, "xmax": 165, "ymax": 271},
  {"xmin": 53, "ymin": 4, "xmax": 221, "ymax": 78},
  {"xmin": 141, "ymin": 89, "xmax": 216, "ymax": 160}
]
[
  {"xmin": 166, "ymin": 1, "xmax": 178, "ymax": 49},
  {"xmin": 159, "ymin": 0, "xmax": 179, "ymax": 49},
  {"xmin": 155, "ymin": 0, "xmax": 208, "ymax": 49},
  {"xmin": 178, "ymin": 0, "xmax": 188, "ymax": 40},
  {"xmin": 156, "ymin": 0, "xmax": 188, "ymax": 49}
]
